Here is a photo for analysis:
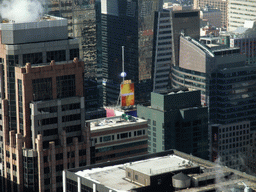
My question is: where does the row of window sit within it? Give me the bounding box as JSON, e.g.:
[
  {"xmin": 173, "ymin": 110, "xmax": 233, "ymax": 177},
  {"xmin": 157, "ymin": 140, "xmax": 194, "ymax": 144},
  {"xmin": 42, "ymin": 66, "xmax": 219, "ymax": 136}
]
[
  {"xmin": 219, "ymin": 124, "xmax": 249, "ymax": 133},
  {"xmin": 220, "ymin": 136, "xmax": 249, "ymax": 144},
  {"xmin": 37, "ymin": 103, "xmax": 80, "ymax": 114},
  {"xmin": 220, "ymin": 130, "xmax": 249, "ymax": 138},
  {"xmin": 94, "ymin": 129, "xmax": 146, "ymax": 144},
  {"xmin": 218, "ymin": 141, "xmax": 249, "ymax": 150},
  {"xmin": 95, "ymin": 148, "xmax": 147, "ymax": 161},
  {"xmin": 96, "ymin": 140, "xmax": 147, "ymax": 153}
]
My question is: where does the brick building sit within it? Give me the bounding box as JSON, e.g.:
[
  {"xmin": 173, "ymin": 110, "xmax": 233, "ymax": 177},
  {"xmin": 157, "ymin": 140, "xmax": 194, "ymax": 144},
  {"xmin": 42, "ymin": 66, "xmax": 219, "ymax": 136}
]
[{"xmin": 0, "ymin": 16, "xmax": 88, "ymax": 192}]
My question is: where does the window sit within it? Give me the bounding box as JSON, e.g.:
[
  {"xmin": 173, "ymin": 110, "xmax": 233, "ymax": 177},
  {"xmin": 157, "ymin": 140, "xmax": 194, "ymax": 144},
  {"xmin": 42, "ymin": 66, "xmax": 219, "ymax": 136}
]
[
  {"xmin": 103, "ymin": 135, "xmax": 111, "ymax": 142},
  {"xmin": 32, "ymin": 78, "xmax": 52, "ymax": 101},
  {"xmin": 56, "ymin": 153, "xmax": 63, "ymax": 161},
  {"xmin": 153, "ymin": 120, "xmax": 156, "ymax": 126},
  {"xmin": 44, "ymin": 167, "xmax": 50, "ymax": 174},
  {"xmin": 64, "ymin": 124, "xmax": 81, "ymax": 133},
  {"xmin": 23, "ymin": 52, "xmax": 42, "ymax": 64},
  {"xmin": 120, "ymin": 133, "xmax": 128, "ymax": 139},
  {"xmin": 12, "ymin": 153, "xmax": 16, "ymax": 160},
  {"xmin": 56, "ymin": 176, "xmax": 62, "ymax": 183},
  {"xmin": 56, "ymin": 164, "xmax": 63, "ymax": 172},
  {"xmin": 39, "ymin": 117, "xmax": 57, "ymax": 126},
  {"xmin": 62, "ymin": 114, "xmax": 81, "ymax": 122},
  {"xmin": 38, "ymin": 106, "xmax": 57, "ymax": 113},
  {"xmin": 47, "ymin": 50, "xmax": 66, "ymax": 62},
  {"xmin": 79, "ymin": 149, "xmax": 86, "ymax": 156},
  {"xmin": 70, "ymin": 49, "xmax": 79, "ymax": 60},
  {"xmin": 44, "ymin": 178, "xmax": 50, "ymax": 185},
  {"xmin": 62, "ymin": 103, "xmax": 80, "ymax": 111},
  {"xmin": 128, "ymin": 172, "xmax": 131, "ymax": 177},
  {"xmin": 57, "ymin": 75, "xmax": 76, "ymax": 98},
  {"xmin": 135, "ymin": 175, "xmax": 138, "ymax": 180},
  {"xmin": 43, "ymin": 128, "xmax": 58, "ymax": 136}
]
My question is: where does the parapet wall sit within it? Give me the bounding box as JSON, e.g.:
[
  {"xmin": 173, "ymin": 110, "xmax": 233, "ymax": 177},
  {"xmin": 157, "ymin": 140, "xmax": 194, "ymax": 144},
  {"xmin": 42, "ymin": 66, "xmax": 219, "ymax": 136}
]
[{"xmin": 0, "ymin": 16, "xmax": 68, "ymax": 44}]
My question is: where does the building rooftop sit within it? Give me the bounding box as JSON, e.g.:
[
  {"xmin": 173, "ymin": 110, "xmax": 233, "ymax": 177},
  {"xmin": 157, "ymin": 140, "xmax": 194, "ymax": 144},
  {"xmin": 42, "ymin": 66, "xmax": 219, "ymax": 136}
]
[
  {"xmin": 1, "ymin": 15, "xmax": 65, "ymax": 24},
  {"xmin": 125, "ymin": 155, "xmax": 198, "ymax": 176},
  {"xmin": 0, "ymin": 15, "xmax": 67, "ymax": 30},
  {"xmin": 87, "ymin": 115, "xmax": 147, "ymax": 132},
  {"xmin": 67, "ymin": 150, "xmax": 256, "ymax": 192}
]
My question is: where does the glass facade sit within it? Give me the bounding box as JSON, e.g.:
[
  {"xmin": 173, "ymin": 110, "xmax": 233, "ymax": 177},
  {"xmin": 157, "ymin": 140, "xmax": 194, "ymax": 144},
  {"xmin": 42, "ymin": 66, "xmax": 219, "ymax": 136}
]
[
  {"xmin": 100, "ymin": 0, "xmax": 159, "ymax": 105},
  {"xmin": 56, "ymin": 75, "xmax": 76, "ymax": 98},
  {"xmin": 172, "ymin": 65, "xmax": 256, "ymax": 130},
  {"xmin": 18, "ymin": 79, "xmax": 23, "ymax": 135},
  {"xmin": 6, "ymin": 55, "xmax": 19, "ymax": 130},
  {"xmin": 23, "ymin": 155, "xmax": 38, "ymax": 191},
  {"xmin": 32, "ymin": 78, "xmax": 53, "ymax": 101}
]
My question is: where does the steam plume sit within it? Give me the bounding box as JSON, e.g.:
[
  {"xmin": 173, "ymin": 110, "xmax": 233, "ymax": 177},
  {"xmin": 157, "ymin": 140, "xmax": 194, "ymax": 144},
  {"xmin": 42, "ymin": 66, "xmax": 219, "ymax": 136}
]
[{"xmin": 0, "ymin": 0, "xmax": 45, "ymax": 23}]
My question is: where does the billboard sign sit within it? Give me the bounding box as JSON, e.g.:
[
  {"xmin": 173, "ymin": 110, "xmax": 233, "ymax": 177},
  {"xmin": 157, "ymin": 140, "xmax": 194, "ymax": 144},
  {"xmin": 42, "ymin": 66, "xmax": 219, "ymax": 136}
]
[{"xmin": 121, "ymin": 82, "xmax": 135, "ymax": 107}]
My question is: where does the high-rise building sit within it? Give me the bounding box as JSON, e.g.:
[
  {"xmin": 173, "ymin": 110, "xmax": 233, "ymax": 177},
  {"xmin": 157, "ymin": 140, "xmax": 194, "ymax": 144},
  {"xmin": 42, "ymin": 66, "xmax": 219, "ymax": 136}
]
[
  {"xmin": 100, "ymin": 0, "xmax": 160, "ymax": 105},
  {"xmin": 173, "ymin": 35, "xmax": 256, "ymax": 128},
  {"xmin": 152, "ymin": 10, "xmax": 172, "ymax": 93},
  {"xmin": 209, "ymin": 121, "xmax": 250, "ymax": 170},
  {"xmin": 228, "ymin": 0, "xmax": 256, "ymax": 32},
  {"xmin": 46, "ymin": 0, "xmax": 98, "ymax": 79},
  {"xmin": 0, "ymin": 16, "xmax": 88, "ymax": 192},
  {"xmin": 137, "ymin": 89, "xmax": 209, "ymax": 159},
  {"xmin": 224, "ymin": 21, "xmax": 256, "ymax": 65},
  {"xmin": 151, "ymin": 8, "xmax": 200, "ymax": 93},
  {"xmin": 172, "ymin": 35, "xmax": 256, "ymax": 169},
  {"xmin": 200, "ymin": 7, "xmax": 222, "ymax": 28},
  {"xmin": 193, "ymin": 0, "xmax": 228, "ymax": 28},
  {"xmin": 171, "ymin": 9, "xmax": 200, "ymax": 67}
]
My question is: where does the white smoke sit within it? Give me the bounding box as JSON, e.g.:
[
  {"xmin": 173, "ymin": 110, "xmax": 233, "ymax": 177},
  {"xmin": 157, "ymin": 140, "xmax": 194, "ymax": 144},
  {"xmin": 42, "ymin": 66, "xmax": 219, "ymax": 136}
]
[{"xmin": 0, "ymin": 0, "xmax": 45, "ymax": 23}]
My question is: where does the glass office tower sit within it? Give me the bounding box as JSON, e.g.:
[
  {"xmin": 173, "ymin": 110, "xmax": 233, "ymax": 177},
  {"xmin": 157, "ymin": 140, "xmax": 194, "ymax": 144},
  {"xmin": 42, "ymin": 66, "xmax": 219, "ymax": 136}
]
[{"xmin": 100, "ymin": 0, "xmax": 160, "ymax": 105}]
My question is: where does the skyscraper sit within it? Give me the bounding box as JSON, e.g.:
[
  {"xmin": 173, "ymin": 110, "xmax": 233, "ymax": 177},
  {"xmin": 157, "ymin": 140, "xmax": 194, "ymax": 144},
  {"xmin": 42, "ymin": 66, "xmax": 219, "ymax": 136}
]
[
  {"xmin": 100, "ymin": 0, "xmax": 160, "ymax": 105},
  {"xmin": 46, "ymin": 0, "xmax": 98, "ymax": 79},
  {"xmin": 172, "ymin": 35, "xmax": 256, "ymax": 169},
  {"xmin": 152, "ymin": 10, "xmax": 172, "ymax": 93},
  {"xmin": 171, "ymin": 9, "xmax": 200, "ymax": 66},
  {"xmin": 0, "ymin": 16, "xmax": 89, "ymax": 192}
]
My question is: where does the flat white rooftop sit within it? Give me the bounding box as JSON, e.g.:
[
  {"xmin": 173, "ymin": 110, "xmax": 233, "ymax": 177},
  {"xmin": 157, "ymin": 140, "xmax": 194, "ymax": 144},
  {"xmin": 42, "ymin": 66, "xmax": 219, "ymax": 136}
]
[
  {"xmin": 126, "ymin": 154, "xmax": 198, "ymax": 176},
  {"xmin": 88, "ymin": 116, "xmax": 147, "ymax": 132},
  {"xmin": 75, "ymin": 155, "xmax": 197, "ymax": 191}
]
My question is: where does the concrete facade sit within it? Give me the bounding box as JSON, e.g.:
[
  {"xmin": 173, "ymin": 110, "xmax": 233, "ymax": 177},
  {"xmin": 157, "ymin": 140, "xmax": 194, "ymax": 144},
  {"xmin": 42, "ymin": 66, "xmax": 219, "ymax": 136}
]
[
  {"xmin": 201, "ymin": 8, "xmax": 222, "ymax": 28},
  {"xmin": 171, "ymin": 10, "xmax": 200, "ymax": 66},
  {"xmin": 228, "ymin": 0, "xmax": 256, "ymax": 31},
  {"xmin": 194, "ymin": 0, "xmax": 228, "ymax": 28}
]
